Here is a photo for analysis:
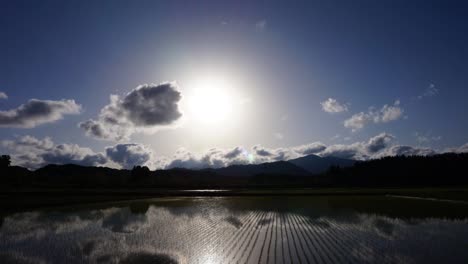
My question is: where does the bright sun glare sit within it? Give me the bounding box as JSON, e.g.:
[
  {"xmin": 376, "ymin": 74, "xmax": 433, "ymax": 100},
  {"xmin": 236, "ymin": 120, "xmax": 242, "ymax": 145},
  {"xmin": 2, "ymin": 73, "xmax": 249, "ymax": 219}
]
[{"xmin": 187, "ymin": 76, "xmax": 234, "ymax": 124}]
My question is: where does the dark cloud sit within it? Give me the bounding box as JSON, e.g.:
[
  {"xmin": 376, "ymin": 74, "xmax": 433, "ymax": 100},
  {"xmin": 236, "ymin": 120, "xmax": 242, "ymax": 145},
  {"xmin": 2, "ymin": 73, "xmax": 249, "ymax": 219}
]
[
  {"xmin": 381, "ymin": 145, "xmax": 436, "ymax": 157},
  {"xmin": 294, "ymin": 142, "xmax": 327, "ymax": 155},
  {"xmin": 321, "ymin": 144, "xmax": 368, "ymax": 160},
  {"xmin": 366, "ymin": 133, "xmax": 394, "ymax": 153},
  {"xmin": 223, "ymin": 147, "xmax": 244, "ymax": 159},
  {"xmin": 0, "ymin": 99, "xmax": 81, "ymax": 128},
  {"xmin": 121, "ymin": 83, "xmax": 182, "ymax": 126},
  {"xmin": 41, "ymin": 144, "xmax": 108, "ymax": 167},
  {"xmin": 321, "ymin": 133, "xmax": 395, "ymax": 160},
  {"xmin": 253, "ymin": 145, "xmax": 273, "ymax": 157},
  {"xmin": 80, "ymin": 83, "xmax": 182, "ymax": 141},
  {"xmin": 105, "ymin": 144, "xmax": 152, "ymax": 169},
  {"xmin": 78, "ymin": 120, "xmax": 110, "ymax": 139},
  {"xmin": 252, "ymin": 145, "xmax": 297, "ymax": 162},
  {"xmin": 271, "ymin": 149, "xmax": 293, "ymax": 161},
  {"xmin": 165, "ymin": 156, "xmax": 205, "ymax": 170}
]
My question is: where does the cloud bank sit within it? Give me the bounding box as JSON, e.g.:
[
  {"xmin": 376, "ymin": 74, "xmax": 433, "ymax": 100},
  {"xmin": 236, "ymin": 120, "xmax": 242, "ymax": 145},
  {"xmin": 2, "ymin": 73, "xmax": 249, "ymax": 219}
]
[
  {"xmin": 160, "ymin": 133, "xmax": 452, "ymax": 170},
  {"xmin": 3, "ymin": 133, "xmax": 467, "ymax": 170},
  {"xmin": 79, "ymin": 82, "xmax": 182, "ymax": 141},
  {"xmin": 2, "ymin": 136, "xmax": 107, "ymax": 169},
  {"xmin": 344, "ymin": 100, "xmax": 403, "ymax": 131},
  {"xmin": 0, "ymin": 99, "xmax": 81, "ymax": 128},
  {"xmin": 2, "ymin": 136, "xmax": 154, "ymax": 170}
]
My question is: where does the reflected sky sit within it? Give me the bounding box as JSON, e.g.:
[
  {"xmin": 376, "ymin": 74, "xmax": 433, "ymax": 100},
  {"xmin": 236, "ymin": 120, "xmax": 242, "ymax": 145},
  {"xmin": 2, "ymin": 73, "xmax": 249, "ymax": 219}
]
[{"xmin": 1, "ymin": 196, "xmax": 468, "ymax": 263}]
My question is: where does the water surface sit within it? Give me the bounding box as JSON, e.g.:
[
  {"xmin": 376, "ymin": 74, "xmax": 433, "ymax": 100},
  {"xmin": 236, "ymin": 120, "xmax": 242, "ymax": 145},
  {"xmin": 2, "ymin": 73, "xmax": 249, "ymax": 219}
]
[{"xmin": 1, "ymin": 196, "xmax": 468, "ymax": 263}]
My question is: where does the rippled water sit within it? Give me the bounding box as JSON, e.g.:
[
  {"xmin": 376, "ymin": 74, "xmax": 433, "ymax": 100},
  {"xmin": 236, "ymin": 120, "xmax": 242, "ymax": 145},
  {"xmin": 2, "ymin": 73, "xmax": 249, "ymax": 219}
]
[{"xmin": 1, "ymin": 196, "xmax": 468, "ymax": 263}]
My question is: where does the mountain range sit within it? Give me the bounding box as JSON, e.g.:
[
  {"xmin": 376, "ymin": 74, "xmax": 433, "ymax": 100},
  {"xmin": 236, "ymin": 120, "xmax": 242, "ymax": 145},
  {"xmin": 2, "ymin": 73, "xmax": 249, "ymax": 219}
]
[
  {"xmin": 210, "ymin": 154, "xmax": 355, "ymax": 177},
  {"xmin": 2, "ymin": 153, "xmax": 468, "ymax": 188},
  {"xmin": 288, "ymin": 154, "xmax": 356, "ymax": 174}
]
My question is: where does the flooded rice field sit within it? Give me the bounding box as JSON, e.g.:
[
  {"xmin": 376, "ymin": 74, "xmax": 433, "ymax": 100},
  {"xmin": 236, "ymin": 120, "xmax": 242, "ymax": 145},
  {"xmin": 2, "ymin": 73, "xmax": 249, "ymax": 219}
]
[{"xmin": 1, "ymin": 195, "xmax": 468, "ymax": 263}]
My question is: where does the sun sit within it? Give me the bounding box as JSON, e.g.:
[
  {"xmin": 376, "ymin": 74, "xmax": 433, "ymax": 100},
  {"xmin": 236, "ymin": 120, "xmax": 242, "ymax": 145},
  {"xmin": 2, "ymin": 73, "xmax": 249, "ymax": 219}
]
[{"xmin": 187, "ymin": 76, "xmax": 234, "ymax": 124}]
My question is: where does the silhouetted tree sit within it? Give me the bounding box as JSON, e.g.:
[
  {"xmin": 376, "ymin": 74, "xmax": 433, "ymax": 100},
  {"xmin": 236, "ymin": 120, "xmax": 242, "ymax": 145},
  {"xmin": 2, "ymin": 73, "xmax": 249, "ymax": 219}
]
[
  {"xmin": 319, "ymin": 153, "xmax": 468, "ymax": 187},
  {"xmin": 131, "ymin": 165, "xmax": 150, "ymax": 184},
  {"xmin": 0, "ymin": 155, "xmax": 11, "ymax": 168}
]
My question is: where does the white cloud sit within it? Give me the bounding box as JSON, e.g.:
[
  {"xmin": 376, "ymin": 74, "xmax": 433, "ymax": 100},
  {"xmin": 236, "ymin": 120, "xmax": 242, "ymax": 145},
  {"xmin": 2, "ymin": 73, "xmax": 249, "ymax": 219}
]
[
  {"xmin": 415, "ymin": 132, "xmax": 442, "ymax": 145},
  {"xmin": 165, "ymin": 147, "xmax": 251, "ymax": 169},
  {"xmin": 2, "ymin": 136, "xmax": 159, "ymax": 170},
  {"xmin": 1, "ymin": 135, "xmax": 54, "ymax": 152},
  {"xmin": 159, "ymin": 132, "xmax": 444, "ymax": 169},
  {"xmin": 2, "ymin": 135, "xmax": 107, "ymax": 169},
  {"xmin": 378, "ymin": 145, "xmax": 436, "ymax": 157},
  {"xmin": 0, "ymin": 92, "xmax": 7, "ymax": 99},
  {"xmin": 344, "ymin": 112, "xmax": 368, "ymax": 131},
  {"xmin": 0, "ymin": 99, "xmax": 81, "ymax": 128},
  {"xmin": 455, "ymin": 143, "xmax": 468, "ymax": 153},
  {"xmin": 417, "ymin": 83, "xmax": 438, "ymax": 100},
  {"xmin": 379, "ymin": 100, "xmax": 403, "ymax": 122},
  {"xmin": 321, "ymin": 98, "xmax": 349, "ymax": 113},
  {"xmin": 79, "ymin": 82, "xmax": 182, "ymax": 141},
  {"xmin": 163, "ymin": 144, "xmax": 302, "ymax": 170},
  {"xmin": 160, "ymin": 134, "xmax": 394, "ymax": 169},
  {"xmin": 443, "ymin": 143, "xmax": 468, "ymax": 154},
  {"xmin": 344, "ymin": 100, "xmax": 404, "ymax": 131}
]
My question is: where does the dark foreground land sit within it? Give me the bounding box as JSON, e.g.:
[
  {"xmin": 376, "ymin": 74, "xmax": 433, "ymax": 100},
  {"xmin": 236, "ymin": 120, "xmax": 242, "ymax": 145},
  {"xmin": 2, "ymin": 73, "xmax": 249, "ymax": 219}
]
[{"xmin": 1, "ymin": 153, "xmax": 468, "ymax": 212}]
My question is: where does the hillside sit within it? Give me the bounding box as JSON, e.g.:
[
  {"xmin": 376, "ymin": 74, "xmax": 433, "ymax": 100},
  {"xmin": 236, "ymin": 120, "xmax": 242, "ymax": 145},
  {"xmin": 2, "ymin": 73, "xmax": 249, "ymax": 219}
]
[{"xmin": 288, "ymin": 154, "xmax": 355, "ymax": 173}]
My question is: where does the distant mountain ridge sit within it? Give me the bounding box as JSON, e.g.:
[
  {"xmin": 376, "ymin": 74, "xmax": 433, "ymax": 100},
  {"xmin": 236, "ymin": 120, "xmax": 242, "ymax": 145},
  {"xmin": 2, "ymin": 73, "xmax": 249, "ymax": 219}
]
[
  {"xmin": 288, "ymin": 154, "xmax": 355, "ymax": 174},
  {"xmin": 212, "ymin": 160, "xmax": 309, "ymax": 177},
  {"xmin": 208, "ymin": 154, "xmax": 355, "ymax": 176}
]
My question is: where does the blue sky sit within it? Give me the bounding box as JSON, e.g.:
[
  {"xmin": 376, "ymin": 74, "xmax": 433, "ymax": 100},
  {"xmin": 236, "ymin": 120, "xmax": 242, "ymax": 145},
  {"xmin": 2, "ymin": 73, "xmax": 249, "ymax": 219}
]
[{"xmin": 1, "ymin": 0, "xmax": 467, "ymax": 169}]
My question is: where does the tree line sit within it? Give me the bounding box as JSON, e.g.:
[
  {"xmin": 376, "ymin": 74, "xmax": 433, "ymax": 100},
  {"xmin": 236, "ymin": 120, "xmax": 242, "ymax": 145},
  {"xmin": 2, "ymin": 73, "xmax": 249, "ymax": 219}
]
[{"xmin": 1, "ymin": 153, "xmax": 467, "ymax": 189}]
